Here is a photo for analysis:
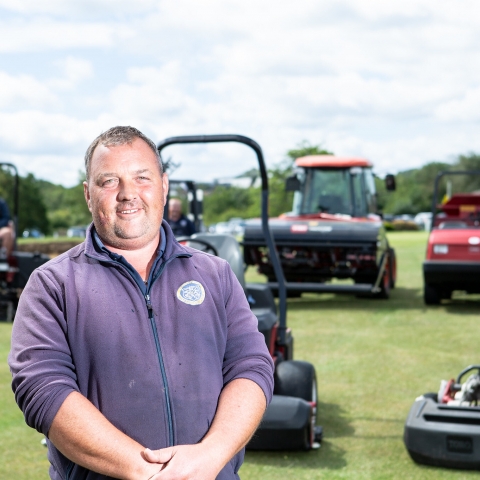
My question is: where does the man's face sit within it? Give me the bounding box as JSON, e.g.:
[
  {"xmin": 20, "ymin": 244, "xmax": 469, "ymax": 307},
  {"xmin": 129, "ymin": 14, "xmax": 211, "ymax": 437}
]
[
  {"xmin": 83, "ymin": 138, "xmax": 169, "ymax": 251},
  {"xmin": 169, "ymin": 200, "xmax": 182, "ymax": 222}
]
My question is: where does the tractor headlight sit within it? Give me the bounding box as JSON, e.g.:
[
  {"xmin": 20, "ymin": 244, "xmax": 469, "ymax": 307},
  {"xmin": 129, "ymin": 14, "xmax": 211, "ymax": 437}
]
[{"xmin": 433, "ymin": 244, "xmax": 448, "ymax": 254}]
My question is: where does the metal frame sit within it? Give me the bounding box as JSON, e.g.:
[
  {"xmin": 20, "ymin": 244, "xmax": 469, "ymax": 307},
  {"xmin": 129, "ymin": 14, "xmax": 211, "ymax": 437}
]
[{"xmin": 157, "ymin": 134, "xmax": 289, "ymax": 344}]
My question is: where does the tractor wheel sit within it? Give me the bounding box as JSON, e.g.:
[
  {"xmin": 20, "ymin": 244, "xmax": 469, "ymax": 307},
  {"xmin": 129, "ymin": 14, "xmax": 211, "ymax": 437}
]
[
  {"xmin": 274, "ymin": 360, "xmax": 317, "ymax": 402},
  {"xmin": 373, "ymin": 265, "xmax": 390, "ymax": 299},
  {"xmin": 274, "ymin": 360, "xmax": 318, "ymax": 450},
  {"xmin": 389, "ymin": 248, "xmax": 397, "ymax": 289},
  {"xmin": 424, "ymin": 284, "xmax": 440, "ymax": 305}
]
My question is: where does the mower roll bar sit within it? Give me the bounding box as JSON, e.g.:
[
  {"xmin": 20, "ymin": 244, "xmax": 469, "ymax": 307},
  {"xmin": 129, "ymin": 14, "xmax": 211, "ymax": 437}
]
[
  {"xmin": 0, "ymin": 163, "xmax": 19, "ymax": 240},
  {"xmin": 157, "ymin": 134, "xmax": 288, "ymax": 344},
  {"xmin": 430, "ymin": 170, "xmax": 480, "ymax": 232}
]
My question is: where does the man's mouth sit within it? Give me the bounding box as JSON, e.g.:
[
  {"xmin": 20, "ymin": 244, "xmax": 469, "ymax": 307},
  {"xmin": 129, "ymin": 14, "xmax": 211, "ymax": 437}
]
[{"xmin": 118, "ymin": 208, "xmax": 139, "ymax": 214}]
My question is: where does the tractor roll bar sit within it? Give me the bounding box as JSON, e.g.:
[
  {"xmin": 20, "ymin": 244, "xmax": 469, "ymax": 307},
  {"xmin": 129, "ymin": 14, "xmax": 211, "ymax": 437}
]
[{"xmin": 157, "ymin": 134, "xmax": 288, "ymax": 343}]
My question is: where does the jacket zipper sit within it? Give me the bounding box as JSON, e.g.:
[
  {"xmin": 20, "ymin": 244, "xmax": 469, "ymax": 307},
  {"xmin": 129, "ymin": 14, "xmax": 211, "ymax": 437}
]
[
  {"xmin": 85, "ymin": 250, "xmax": 191, "ymax": 448},
  {"xmin": 145, "ymin": 293, "xmax": 174, "ymax": 446},
  {"xmin": 143, "ymin": 255, "xmax": 189, "ymax": 446},
  {"xmin": 65, "ymin": 461, "xmax": 74, "ymax": 479}
]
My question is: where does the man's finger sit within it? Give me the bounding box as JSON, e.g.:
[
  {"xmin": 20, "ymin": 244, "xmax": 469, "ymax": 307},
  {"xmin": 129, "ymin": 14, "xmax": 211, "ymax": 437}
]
[{"xmin": 143, "ymin": 447, "xmax": 174, "ymax": 464}]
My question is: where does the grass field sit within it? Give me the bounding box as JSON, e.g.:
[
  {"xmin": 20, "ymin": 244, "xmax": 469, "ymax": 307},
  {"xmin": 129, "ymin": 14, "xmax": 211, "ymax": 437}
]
[{"xmin": 1, "ymin": 231, "xmax": 479, "ymax": 478}]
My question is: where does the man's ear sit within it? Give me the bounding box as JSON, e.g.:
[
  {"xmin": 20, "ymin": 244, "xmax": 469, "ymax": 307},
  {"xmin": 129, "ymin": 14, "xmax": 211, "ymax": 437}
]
[
  {"xmin": 83, "ymin": 181, "xmax": 93, "ymax": 212},
  {"xmin": 162, "ymin": 173, "xmax": 169, "ymax": 206}
]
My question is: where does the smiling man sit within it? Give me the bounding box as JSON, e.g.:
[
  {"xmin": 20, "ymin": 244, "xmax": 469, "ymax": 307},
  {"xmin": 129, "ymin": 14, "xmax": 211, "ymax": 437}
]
[{"xmin": 9, "ymin": 126, "xmax": 274, "ymax": 480}]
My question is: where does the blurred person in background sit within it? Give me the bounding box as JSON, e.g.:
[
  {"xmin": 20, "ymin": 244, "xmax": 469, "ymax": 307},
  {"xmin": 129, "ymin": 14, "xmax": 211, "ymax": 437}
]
[
  {"xmin": 0, "ymin": 197, "xmax": 14, "ymax": 256},
  {"xmin": 167, "ymin": 197, "xmax": 196, "ymax": 237}
]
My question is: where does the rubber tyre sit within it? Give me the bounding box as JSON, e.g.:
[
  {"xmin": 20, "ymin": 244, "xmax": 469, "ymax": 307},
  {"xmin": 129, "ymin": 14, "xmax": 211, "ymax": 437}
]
[
  {"xmin": 389, "ymin": 248, "xmax": 397, "ymax": 289},
  {"xmin": 424, "ymin": 284, "xmax": 440, "ymax": 305},
  {"xmin": 373, "ymin": 265, "xmax": 390, "ymax": 299},
  {"xmin": 274, "ymin": 360, "xmax": 317, "ymax": 403},
  {"xmin": 274, "ymin": 360, "xmax": 318, "ymax": 450}
]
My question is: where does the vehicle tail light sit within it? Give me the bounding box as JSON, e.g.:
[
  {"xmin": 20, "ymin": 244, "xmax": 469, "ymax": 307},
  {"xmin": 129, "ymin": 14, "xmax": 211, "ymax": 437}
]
[{"xmin": 433, "ymin": 244, "xmax": 449, "ymax": 254}]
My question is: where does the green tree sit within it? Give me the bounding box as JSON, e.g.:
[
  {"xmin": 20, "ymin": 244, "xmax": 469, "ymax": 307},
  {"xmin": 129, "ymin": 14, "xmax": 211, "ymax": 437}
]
[
  {"xmin": 286, "ymin": 141, "xmax": 333, "ymax": 162},
  {"xmin": 0, "ymin": 168, "xmax": 51, "ymax": 235}
]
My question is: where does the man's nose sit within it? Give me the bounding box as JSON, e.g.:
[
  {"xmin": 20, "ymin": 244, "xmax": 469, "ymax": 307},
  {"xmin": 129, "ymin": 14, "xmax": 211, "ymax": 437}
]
[{"xmin": 118, "ymin": 180, "xmax": 137, "ymax": 200}]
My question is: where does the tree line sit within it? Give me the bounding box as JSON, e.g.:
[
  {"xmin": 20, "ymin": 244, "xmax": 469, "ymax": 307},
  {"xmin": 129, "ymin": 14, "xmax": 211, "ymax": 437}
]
[{"xmin": 3, "ymin": 147, "xmax": 480, "ymax": 236}]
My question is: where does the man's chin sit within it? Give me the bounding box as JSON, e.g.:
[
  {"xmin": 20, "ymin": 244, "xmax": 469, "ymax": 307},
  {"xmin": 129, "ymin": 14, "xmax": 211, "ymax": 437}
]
[{"xmin": 97, "ymin": 226, "xmax": 160, "ymax": 251}]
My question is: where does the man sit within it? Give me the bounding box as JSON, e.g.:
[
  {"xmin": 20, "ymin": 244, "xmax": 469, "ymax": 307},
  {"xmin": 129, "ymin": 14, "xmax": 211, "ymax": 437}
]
[
  {"xmin": 0, "ymin": 197, "xmax": 14, "ymax": 256},
  {"xmin": 9, "ymin": 126, "xmax": 274, "ymax": 479},
  {"xmin": 167, "ymin": 198, "xmax": 196, "ymax": 237}
]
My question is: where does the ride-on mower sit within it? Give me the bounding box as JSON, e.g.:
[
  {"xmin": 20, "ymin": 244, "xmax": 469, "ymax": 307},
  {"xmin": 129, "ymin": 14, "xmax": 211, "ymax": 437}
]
[
  {"xmin": 157, "ymin": 135, "xmax": 322, "ymax": 450},
  {"xmin": 243, "ymin": 156, "xmax": 397, "ymax": 298},
  {"xmin": 404, "ymin": 365, "xmax": 480, "ymax": 469},
  {"xmin": 0, "ymin": 163, "xmax": 49, "ymax": 321}
]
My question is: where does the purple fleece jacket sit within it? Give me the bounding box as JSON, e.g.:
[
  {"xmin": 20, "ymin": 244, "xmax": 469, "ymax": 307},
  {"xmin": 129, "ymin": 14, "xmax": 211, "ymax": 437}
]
[{"xmin": 9, "ymin": 221, "xmax": 274, "ymax": 480}]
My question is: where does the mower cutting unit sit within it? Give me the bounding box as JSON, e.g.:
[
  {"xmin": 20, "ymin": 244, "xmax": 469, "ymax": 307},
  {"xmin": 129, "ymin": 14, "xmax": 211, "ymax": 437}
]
[
  {"xmin": 243, "ymin": 156, "xmax": 397, "ymax": 298},
  {"xmin": 404, "ymin": 365, "xmax": 480, "ymax": 470},
  {"xmin": 0, "ymin": 163, "xmax": 49, "ymax": 321},
  {"xmin": 158, "ymin": 135, "xmax": 322, "ymax": 451},
  {"xmin": 423, "ymin": 170, "xmax": 480, "ymax": 305}
]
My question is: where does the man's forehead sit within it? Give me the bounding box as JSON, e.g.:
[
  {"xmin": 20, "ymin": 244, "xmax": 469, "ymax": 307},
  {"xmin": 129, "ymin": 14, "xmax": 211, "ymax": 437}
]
[{"xmin": 90, "ymin": 141, "xmax": 161, "ymax": 173}]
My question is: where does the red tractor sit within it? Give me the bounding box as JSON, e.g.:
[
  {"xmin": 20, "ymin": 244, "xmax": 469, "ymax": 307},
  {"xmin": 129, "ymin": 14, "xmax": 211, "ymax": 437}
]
[
  {"xmin": 243, "ymin": 155, "xmax": 397, "ymax": 298},
  {"xmin": 423, "ymin": 170, "xmax": 480, "ymax": 305}
]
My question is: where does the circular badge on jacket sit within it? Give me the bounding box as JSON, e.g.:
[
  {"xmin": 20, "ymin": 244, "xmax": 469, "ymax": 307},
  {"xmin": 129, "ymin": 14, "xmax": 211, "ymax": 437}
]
[{"xmin": 177, "ymin": 281, "xmax": 205, "ymax": 305}]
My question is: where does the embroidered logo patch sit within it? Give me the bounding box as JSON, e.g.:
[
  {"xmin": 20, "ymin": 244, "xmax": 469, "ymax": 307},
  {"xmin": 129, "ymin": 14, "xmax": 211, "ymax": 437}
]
[{"xmin": 177, "ymin": 281, "xmax": 205, "ymax": 305}]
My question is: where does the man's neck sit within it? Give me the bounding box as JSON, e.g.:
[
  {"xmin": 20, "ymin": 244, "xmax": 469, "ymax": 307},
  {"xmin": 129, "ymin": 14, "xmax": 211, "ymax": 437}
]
[{"xmin": 105, "ymin": 234, "xmax": 160, "ymax": 282}]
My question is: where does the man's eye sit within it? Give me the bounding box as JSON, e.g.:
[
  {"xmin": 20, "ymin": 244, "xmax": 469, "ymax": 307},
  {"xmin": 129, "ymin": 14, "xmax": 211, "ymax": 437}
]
[{"xmin": 102, "ymin": 179, "xmax": 116, "ymax": 186}]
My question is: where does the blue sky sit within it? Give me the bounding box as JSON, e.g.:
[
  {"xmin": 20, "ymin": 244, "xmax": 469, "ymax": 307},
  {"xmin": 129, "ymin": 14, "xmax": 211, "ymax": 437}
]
[{"xmin": 1, "ymin": 0, "xmax": 480, "ymax": 186}]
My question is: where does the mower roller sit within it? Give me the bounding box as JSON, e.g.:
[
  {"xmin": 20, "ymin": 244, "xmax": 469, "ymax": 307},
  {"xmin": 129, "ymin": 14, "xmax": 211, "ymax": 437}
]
[{"xmin": 157, "ymin": 134, "xmax": 322, "ymax": 450}]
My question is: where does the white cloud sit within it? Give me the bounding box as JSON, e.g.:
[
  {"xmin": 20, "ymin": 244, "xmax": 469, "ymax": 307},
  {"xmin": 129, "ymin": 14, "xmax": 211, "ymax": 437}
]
[
  {"xmin": 1, "ymin": 0, "xmax": 480, "ymax": 186},
  {"xmin": 0, "ymin": 0, "xmax": 159, "ymax": 18},
  {"xmin": 0, "ymin": 72, "xmax": 58, "ymax": 109},
  {"xmin": 49, "ymin": 56, "xmax": 94, "ymax": 90},
  {"xmin": 0, "ymin": 19, "xmax": 133, "ymax": 53}
]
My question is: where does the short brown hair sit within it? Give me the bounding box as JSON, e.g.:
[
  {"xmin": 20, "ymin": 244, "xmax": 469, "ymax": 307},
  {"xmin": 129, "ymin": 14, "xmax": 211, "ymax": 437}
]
[{"xmin": 84, "ymin": 126, "xmax": 162, "ymax": 181}]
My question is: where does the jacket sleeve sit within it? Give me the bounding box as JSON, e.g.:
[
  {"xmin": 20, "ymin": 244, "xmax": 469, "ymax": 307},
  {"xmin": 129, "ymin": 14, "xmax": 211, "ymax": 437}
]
[
  {"xmin": 0, "ymin": 199, "xmax": 10, "ymax": 228},
  {"xmin": 220, "ymin": 261, "xmax": 274, "ymax": 405},
  {"xmin": 8, "ymin": 267, "xmax": 80, "ymax": 436}
]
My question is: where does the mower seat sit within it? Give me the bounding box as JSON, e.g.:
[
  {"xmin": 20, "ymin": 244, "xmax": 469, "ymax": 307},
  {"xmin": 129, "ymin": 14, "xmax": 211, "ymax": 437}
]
[{"xmin": 189, "ymin": 233, "xmax": 246, "ymax": 290}]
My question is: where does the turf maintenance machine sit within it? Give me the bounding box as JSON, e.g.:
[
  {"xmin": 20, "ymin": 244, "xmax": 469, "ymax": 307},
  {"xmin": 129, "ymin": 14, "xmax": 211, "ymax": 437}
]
[
  {"xmin": 423, "ymin": 170, "xmax": 480, "ymax": 305},
  {"xmin": 158, "ymin": 134, "xmax": 322, "ymax": 450},
  {"xmin": 0, "ymin": 163, "xmax": 49, "ymax": 321},
  {"xmin": 404, "ymin": 365, "xmax": 480, "ymax": 469},
  {"xmin": 243, "ymin": 155, "xmax": 397, "ymax": 298}
]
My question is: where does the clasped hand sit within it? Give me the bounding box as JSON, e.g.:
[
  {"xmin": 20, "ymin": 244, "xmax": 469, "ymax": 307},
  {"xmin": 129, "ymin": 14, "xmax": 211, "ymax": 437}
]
[{"xmin": 143, "ymin": 443, "xmax": 223, "ymax": 480}]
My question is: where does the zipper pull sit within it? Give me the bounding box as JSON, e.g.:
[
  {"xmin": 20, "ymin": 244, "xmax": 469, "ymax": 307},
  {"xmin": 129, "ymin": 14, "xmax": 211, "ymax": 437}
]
[{"xmin": 145, "ymin": 294, "xmax": 154, "ymax": 316}]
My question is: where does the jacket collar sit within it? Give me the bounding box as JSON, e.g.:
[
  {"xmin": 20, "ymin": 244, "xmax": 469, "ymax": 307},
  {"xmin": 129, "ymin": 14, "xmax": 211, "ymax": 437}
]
[{"xmin": 83, "ymin": 220, "xmax": 192, "ymax": 262}]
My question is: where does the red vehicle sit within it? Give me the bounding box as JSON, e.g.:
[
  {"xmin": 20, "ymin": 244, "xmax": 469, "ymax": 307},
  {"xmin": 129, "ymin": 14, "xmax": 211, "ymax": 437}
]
[
  {"xmin": 243, "ymin": 155, "xmax": 397, "ymax": 298},
  {"xmin": 423, "ymin": 170, "xmax": 480, "ymax": 305}
]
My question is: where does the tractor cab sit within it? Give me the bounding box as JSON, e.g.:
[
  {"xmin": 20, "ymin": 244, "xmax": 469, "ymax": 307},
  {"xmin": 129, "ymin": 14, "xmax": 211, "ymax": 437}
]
[{"xmin": 286, "ymin": 156, "xmax": 395, "ymax": 218}]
